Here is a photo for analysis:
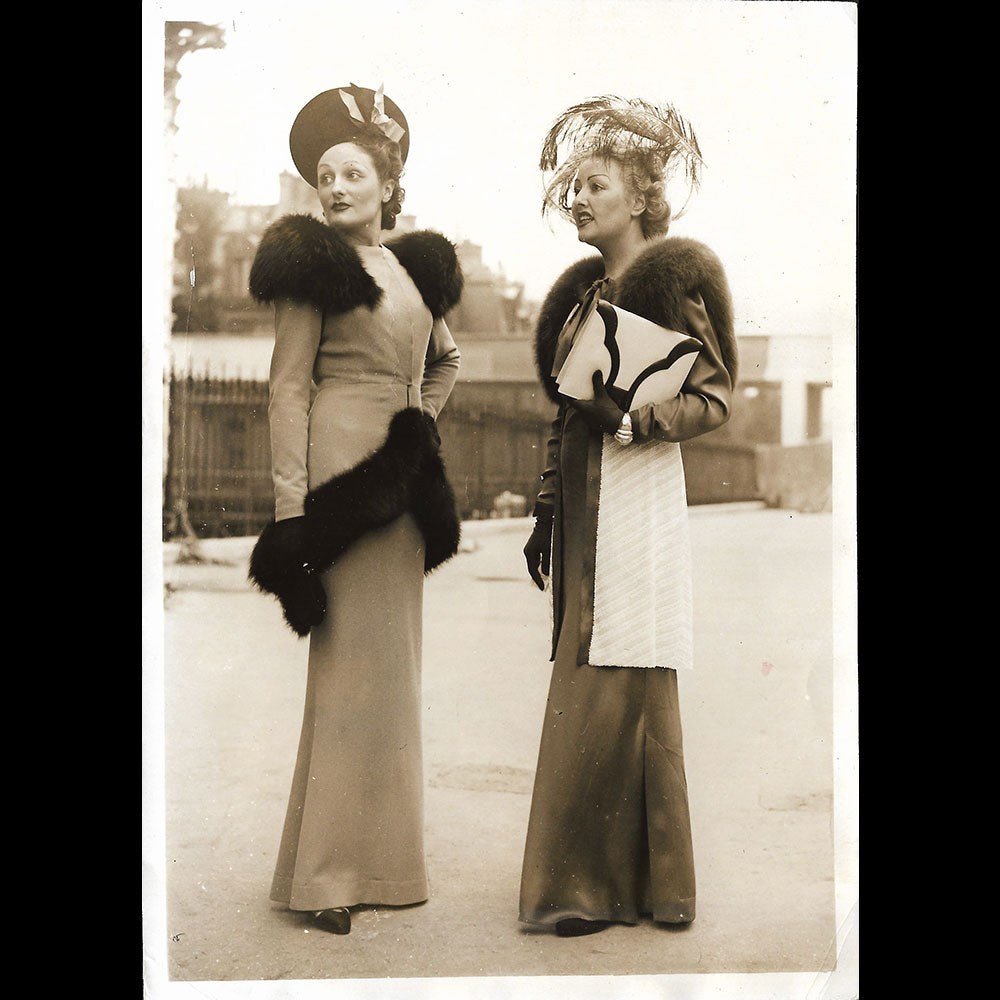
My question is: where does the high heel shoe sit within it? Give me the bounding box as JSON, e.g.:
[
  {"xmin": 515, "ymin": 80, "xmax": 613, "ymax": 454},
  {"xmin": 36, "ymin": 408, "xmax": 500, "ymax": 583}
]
[
  {"xmin": 555, "ymin": 917, "xmax": 611, "ymax": 937},
  {"xmin": 311, "ymin": 907, "xmax": 351, "ymax": 935}
]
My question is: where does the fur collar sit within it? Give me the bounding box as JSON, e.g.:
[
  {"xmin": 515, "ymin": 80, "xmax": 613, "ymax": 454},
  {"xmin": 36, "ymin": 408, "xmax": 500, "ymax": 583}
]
[
  {"xmin": 249, "ymin": 213, "xmax": 464, "ymax": 320},
  {"xmin": 534, "ymin": 237, "xmax": 737, "ymax": 403}
]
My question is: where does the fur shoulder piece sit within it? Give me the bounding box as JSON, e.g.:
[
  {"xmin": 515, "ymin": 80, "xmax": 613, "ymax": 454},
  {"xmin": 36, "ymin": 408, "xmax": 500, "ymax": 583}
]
[
  {"xmin": 248, "ymin": 213, "xmax": 382, "ymax": 314},
  {"xmin": 615, "ymin": 237, "xmax": 737, "ymax": 385},
  {"xmin": 248, "ymin": 215, "xmax": 464, "ymax": 320},
  {"xmin": 533, "ymin": 237, "xmax": 737, "ymax": 404},
  {"xmin": 384, "ymin": 230, "xmax": 464, "ymax": 319}
]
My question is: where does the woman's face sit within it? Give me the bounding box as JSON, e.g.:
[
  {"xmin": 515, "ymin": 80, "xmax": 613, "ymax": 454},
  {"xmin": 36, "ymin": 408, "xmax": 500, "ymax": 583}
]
[
  {"xmin": 316, "ymin": 143, "xmax": 392, "ymax": 239},
  {"xmin": 570, "ymin": 157, "xmax": 643, "ymax": 248}
]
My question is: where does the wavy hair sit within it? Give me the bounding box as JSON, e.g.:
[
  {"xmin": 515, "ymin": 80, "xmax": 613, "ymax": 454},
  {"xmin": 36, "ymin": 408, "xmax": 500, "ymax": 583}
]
[
  {"xmin": 340, "ymin": 124, "xmax": 407, "ymax": 230},
  {"xmin": 626, "ymin": 149, "xmax": 671, "ymax": 238}
]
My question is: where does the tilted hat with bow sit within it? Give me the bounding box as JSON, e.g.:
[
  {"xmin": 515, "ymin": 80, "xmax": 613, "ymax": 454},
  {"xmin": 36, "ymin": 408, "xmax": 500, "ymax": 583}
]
[{"xmin": 289, "ymin": 83, "xmax": 409, "ymax": 186}]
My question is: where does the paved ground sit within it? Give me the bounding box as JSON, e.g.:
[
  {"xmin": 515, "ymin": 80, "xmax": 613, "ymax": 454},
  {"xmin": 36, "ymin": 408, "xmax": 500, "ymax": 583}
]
[{"xmin": 143, "ymin": 505, "xmax": 858, "ymax": 1000}]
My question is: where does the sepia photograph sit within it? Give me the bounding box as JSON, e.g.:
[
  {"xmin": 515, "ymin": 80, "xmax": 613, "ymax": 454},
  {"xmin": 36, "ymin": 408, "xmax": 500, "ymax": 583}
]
[{"xmin": 141, "ymin": 1, "xmax": 858, "ymax": 998}]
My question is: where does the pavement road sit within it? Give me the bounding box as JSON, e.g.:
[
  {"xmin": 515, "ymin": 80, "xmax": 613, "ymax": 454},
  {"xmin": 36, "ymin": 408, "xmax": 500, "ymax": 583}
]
[{"xmin": 144, "ymin": 505, "xmax": 858, "ymax": 999}]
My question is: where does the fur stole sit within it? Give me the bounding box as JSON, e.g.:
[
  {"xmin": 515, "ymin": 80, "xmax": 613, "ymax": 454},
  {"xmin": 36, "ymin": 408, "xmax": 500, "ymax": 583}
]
[
  {"xmin": 534, "ymin": 237, "xmax": 737, "ymax": 404},
  {"xmin": 248, "ymin": 213, "xmax": 464, "ymax": 319},
  {"xmin": 249, "ymin": 408, "xmax": 461, "ymax": 636}
]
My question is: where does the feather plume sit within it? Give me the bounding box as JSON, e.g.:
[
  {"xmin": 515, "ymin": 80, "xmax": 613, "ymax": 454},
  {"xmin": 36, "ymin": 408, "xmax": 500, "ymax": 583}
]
[{"xmin": 539, "ymin": 95, "xmax": 705, "ymax": 224}]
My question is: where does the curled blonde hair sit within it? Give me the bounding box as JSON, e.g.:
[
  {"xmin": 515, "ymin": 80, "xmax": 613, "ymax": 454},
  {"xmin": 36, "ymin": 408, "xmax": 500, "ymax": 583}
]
[
  {"xmin": 542, "ymin": 149, "xmax": 673, "ymax": 239},
  {"xmin": 627, "ymin": 150, "xmax": 671, "ymax": 238}
]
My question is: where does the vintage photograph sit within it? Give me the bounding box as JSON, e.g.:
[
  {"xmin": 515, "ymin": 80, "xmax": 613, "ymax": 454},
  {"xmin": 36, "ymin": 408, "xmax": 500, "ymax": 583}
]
[{"xmin": 141, "ymin": 2, "xmax": 858, "ymax": 998}]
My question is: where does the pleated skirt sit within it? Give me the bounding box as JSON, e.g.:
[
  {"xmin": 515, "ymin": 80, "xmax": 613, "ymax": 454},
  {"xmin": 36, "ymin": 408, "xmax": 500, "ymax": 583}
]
[{"xmin": 269, "ymin": 512, "xmax": 429, "ymax": 912}]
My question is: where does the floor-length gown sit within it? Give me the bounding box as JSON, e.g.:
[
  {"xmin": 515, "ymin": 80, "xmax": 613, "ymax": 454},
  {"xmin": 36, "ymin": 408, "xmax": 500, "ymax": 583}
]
[
  {"xmin": 518, "ymin": 407, "xmax": 697, "ymax": 927},
  {"xmin": 267, "ymin": 243, "xmax": 460, "ymax": 911}
]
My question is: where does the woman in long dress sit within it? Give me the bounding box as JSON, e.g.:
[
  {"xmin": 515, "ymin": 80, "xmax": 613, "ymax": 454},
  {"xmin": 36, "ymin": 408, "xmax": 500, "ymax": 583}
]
[
  {"xmin": 519, "ymin": 97, "xmax": 739, "ymax": 937},
  {"xmin": 246, "ymin": 85, "xmax": 463, "ymax": 936}
]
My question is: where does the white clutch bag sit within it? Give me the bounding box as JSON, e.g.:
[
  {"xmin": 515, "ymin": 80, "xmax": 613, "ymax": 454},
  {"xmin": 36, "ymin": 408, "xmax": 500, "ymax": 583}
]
[{"xmin": 552, "ymin": 291, "xmax": 701, "ymax": 411}]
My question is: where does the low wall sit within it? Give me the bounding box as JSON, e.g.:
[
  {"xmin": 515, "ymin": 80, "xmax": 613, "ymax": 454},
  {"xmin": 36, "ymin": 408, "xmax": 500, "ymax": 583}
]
[
  {"xmin": 755, "ymin": 440, "xmax": 832, "ymax": 513},
  {"xmin": 681, "ymin": 442, "xmax": 759, "ymax": 505}
]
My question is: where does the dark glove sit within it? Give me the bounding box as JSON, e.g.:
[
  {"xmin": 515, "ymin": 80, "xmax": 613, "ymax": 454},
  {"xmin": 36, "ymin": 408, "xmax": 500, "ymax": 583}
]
[
  {"xmin": 278, "ymin": 564, "xmax": 327, "ymax": 638},
  {"xmin": 523, "ymin": 508, "xmax": 553, "ymax": 591},
  {"xmin": 248, "ymin": 515, "xmax": 327, "ymax": 637},
  {"xmin": 262, "ymin": 515, "xmax": 313, "ymax": 571},
  {"xmin": 420, "ymin": 411, "xmax": 442, "ymax": 452},
  {"xmin": 563, "ymin": 371, "xmax": 624, "ymax": 434}
]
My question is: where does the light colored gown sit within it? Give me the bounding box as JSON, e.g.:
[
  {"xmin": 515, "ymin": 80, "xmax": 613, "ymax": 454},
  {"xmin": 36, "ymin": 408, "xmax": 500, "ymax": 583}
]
[{"xmin": 266, "ymin": 243, "xmax": 460, "ymax": 911}]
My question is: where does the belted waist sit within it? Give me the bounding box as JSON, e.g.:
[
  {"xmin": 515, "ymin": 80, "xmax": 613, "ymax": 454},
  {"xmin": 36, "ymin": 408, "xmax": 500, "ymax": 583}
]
[
  {"xmin": 314, "ymin": 376, "xmax": 420, "ymax": 408},
  {"xmin": 316, "ymin": 373, "xmax": 414, "ymax": 387}
]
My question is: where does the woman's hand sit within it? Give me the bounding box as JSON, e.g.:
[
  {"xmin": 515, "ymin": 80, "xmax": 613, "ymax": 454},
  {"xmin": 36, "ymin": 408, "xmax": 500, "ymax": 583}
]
[
  {"xmin": 563, "ymin": 371, "xmax": 623, "ymax": 434},
  {"xmin": 269, "ymin": 515, "xmax": 314, "ymax": 567},
  {"xmin": 523, "ymin": 509, "xmax": 554, "ymax": 590},
  {"xmin": 263, "ymin": 516, "xmax": 328, "ymax": 636},
  {"xmin": 420, "ymin": 411, "xmax": 442, "ymax": 452},
  {"xmin": 279, "ymin": 566, "xmax": 327, "ymax": 636}
]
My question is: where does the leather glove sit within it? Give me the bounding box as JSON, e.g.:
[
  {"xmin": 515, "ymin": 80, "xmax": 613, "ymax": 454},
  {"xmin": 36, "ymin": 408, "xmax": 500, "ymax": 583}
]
[
  {"xmin": 564, "ymin": 371, "xmax": 624, "ymax": 434},
  {"xmin": 523, "ymin": 508, "xmax": 553, "ymax": 591}
]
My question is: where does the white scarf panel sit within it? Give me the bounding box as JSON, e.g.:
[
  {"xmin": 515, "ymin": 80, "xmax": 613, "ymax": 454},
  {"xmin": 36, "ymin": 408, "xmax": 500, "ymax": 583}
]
[{"xmin": 589, "ymin": 437, "xmax": 694, "ymax": 669}]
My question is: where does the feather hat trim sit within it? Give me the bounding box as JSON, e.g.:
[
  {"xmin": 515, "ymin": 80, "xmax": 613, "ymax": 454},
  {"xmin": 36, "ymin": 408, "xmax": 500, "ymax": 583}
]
[{"xmin": 539, "ymin": 95, "xmax": 704, "ymax": 224}]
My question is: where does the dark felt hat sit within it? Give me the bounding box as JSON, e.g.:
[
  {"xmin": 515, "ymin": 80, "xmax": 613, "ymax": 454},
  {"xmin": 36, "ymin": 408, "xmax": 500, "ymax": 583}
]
[{"xmin": 289, "ymin": 84, "xmax": 409, "ymax": 187}]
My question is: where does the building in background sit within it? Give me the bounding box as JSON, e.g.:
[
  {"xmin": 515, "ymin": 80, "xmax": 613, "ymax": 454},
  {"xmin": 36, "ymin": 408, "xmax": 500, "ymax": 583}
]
[
  {"xmin": 165, "ymin": 176, "xmax": 835, "ymax": 536},
  {"xmin": 170, "ymin": 173, "xmax": 550, "ymax": 424}
]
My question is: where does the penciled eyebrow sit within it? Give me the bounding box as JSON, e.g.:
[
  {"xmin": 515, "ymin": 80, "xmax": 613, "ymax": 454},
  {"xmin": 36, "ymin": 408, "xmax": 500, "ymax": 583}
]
[{"xmin": 575, "ymin": 173, "xmax": 610, "ymax": 186}]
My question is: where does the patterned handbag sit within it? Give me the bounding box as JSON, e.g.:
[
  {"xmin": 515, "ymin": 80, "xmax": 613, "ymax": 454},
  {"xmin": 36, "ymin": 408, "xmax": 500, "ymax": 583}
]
[{"xmin": 552, "ymin": 279, "xmax": 701, "ymax": 410}]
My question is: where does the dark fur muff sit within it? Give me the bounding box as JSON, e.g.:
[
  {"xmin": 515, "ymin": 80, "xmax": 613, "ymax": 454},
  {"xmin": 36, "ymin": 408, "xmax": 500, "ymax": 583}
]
[
  {"xmin": 249, "ymin": 409, "xmax": 462, "ymax": 636},
  {"xmin": 303, "ymin": 408, "xmax": 459, "ymax": 574},
  {"xmin": 533, "ymin": 237, "xmax": 737, "ymax": 404}
]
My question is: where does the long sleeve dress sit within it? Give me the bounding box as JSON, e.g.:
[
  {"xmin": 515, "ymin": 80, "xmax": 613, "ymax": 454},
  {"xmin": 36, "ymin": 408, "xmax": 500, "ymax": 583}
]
[
  {"xmin": 519, "ymin": 238, "xmax": 736, "ymax": 927},
  {"xmin": 265, "ymin": 242, "xmax": 460, "ymax": 912}
]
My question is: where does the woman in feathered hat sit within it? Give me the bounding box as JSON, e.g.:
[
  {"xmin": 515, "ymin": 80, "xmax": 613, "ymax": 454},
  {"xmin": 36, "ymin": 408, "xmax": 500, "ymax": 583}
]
[
  {"xmin": 246, "ymin": 84, "xmax": 464, "ymax": 936},
  {"xmin": 519, "ymin": 96, "xmax": 739, "ymax": 936}
]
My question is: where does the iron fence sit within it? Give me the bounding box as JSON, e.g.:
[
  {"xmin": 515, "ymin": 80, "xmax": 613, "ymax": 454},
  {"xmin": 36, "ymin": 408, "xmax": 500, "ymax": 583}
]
[
  {"xmin": 163, "ymin": 373, "xmax": 554, "ymax": 538},
  {"xmin": 162, "ymin": 373, "xmax": 763, "ymax": 540}
]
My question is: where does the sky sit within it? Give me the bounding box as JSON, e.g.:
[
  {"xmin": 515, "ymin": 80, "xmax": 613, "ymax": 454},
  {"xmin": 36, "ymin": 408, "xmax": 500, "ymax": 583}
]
[{"xmin": 143, "ymin": 0, "xmax": 856, "ymax": 337}]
